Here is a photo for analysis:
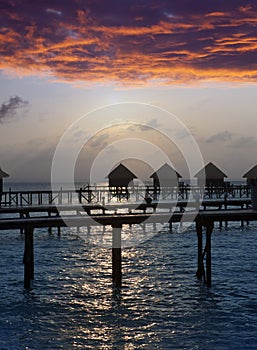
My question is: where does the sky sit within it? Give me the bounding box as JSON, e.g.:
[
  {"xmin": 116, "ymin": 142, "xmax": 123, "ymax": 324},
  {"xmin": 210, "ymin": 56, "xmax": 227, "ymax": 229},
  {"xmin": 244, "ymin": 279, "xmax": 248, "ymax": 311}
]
[{"xmin": 1, "ymin": 0, "xmax": 257, "ymax": 183}]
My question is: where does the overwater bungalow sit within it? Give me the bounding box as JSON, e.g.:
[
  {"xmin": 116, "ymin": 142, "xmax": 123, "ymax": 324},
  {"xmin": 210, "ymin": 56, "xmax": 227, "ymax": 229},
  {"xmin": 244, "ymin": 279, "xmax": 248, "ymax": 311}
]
[
  {"xmin": 0, "ymin": 168, "xmax": 9, "ymax": 193},
  {"xmin": 107, "ymin": 163, "xmax": 137, "ymax": 200},
  {"xmin": 150, "ymin": 163, "xmax": 182, "ymax": 188},
  {"xmin": 243, "ymin": 165, "xmax": 257, "ymax": 186},
  {"xmin": 194, "ymin": 162, "xmax": 227, "ymax": 187}
]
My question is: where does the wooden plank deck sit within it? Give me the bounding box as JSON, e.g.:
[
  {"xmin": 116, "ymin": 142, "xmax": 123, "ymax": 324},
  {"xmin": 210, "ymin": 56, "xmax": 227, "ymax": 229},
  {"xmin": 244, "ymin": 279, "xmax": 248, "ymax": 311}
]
[
  {"xmin": 1, "ymin": 208, "xmax": 257, "ymax": 290},
  {"xmin": 0, "ymin": 197, "xmax": 251, "ymax": 215},
  {"xmin": 0, "ymin": 208, "xmax": 256, "ymax": 230},
  {"xmin": 0, "ymin": 184, "xmax": 251, "ymax": 206}
]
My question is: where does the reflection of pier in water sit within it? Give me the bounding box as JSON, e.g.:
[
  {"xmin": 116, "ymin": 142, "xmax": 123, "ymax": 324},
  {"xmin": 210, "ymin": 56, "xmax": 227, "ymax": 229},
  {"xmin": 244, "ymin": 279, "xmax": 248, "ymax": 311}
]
[{"xmin": 0, "ymin": 184, "xmax": 251, "ymax": 206}]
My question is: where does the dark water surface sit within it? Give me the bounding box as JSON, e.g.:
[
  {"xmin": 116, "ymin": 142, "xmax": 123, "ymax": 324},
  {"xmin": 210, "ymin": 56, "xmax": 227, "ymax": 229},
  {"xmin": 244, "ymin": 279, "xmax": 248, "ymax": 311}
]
[{"xmin": 1, "ymin": 223, "xmax": 257, "ymax": 349}]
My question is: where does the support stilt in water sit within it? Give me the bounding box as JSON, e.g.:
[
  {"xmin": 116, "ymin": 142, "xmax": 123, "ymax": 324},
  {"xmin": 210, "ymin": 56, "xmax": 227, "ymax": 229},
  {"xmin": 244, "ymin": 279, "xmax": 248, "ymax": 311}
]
[
  {"xmin": 112, "ymin": 225, "xmax": 122, "ymax": 288},
  {"xmin": 20, "ymin": 213, "xmax": 24, "ymax": 235},
  {"xmin": 196, "ymin": 220, "xmax": 203, "ymax": 280},
  {"xmin": 23, "ymin": 226, "xmax": 34, "ymax": 289},
  {"xmin": 205, "ymin": 222, "xmax": 213, "ymax": 288},
  {"xmin": 48, "ymin": 212, "xmax": 52, "ymax": 235}
]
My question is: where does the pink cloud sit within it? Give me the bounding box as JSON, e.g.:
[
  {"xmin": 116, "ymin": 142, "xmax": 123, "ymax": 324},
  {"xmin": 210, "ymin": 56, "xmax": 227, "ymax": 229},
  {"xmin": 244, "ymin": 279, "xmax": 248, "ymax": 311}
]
[{"xmin": 1, "ymin": 0, "xmax": 257, "ymax": 85}]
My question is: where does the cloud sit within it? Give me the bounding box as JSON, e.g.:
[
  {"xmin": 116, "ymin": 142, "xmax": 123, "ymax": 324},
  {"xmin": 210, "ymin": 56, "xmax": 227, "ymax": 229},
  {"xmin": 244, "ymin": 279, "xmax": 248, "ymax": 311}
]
[
  {"xmin": 0, "ymin": 96, "xmax": 29, "ymax": 123},
  {"xmin": 127, "ymin": 124, "xmax": 151, "ymax": 132},
  {"xmin": 89, "ymin": 133, "xmax": 110, "ymax": 148},
  {"xmin": 126, "ymin": 119, "xmax": 161, "ymax": 132},
  {"xmin": 205, "ymin": 131, "xmax": 257, "ymax": 148},
  {"xmin": 206, "ymin": 131, "xmax": 233, "ymax": 143},
  {"xmin": 1, "ymin": 1, "xmax": 257, "ymax": 85},
  {"xmin": 230, "ymin": 136, "xmax": 257, "ymax": 148}
]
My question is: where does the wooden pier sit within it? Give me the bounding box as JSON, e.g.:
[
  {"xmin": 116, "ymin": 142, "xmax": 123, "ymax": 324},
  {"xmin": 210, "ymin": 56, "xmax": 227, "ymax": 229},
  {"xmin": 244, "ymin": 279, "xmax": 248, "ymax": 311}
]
[
  {"xmin": 1, "ymin": 199, "xmax": 257, "ymax": 290},
  {"xmin": 0, "ymin": 184, "xmax": 251, "ymax": 206}
]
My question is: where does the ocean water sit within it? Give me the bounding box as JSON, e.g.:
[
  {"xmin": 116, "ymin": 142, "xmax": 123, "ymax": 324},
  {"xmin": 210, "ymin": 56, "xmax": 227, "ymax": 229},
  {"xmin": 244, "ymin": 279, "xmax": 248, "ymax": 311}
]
[{"xmin": 1, "ymin": 184, "xmax": 257, "ymax": 349}]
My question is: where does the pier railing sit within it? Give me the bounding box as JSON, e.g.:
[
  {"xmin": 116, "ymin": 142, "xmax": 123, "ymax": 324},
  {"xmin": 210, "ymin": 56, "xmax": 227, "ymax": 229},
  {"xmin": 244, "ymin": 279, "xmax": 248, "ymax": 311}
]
[{"xmin": 0, "ymin": 184, "xmax": 251, "ymax": 207}]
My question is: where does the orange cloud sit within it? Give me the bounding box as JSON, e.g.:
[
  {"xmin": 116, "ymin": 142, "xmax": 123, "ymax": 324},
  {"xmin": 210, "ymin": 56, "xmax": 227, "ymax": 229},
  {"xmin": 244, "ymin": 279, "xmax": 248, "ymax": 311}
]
[{"xmin": 1, "ymin": 1, "xmax": 257, "ymax": 86}]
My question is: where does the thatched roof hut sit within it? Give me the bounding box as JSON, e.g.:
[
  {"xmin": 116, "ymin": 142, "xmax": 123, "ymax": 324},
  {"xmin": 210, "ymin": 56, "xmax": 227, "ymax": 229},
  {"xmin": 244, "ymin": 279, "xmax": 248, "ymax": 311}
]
[
  {"xmin": 150, "ymin": 163, "xmax": 182, "ymax": 187},
  {"xmin": 243, "ymin": 165, "xmax": 257, "ymax": 185},
  {"xmin": 0, "ymin": 168, "xmax": 9, "ymax": 193},
  {"xmin": 107, "ymin": 163, "xmax": 137, "ymax": 187},
  {"xmin": 194, "ymin": 162, "xmax": 227, "ymax": 187}
]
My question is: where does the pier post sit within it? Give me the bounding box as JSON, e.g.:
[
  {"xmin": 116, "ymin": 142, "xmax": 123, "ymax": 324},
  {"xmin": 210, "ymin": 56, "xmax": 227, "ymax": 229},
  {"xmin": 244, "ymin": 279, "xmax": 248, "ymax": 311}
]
[
  {"xmin": 23, "ymin": 226, "xmax": 34, "ymax": 289},
  {"xmin": 196, "ymin": 220, "xmax": 203, "ymax": 280},
  {"xmin": 48, "ymin": 211, "xmax": 52, "ymax": 235},
  {"xmin": 206, "ymin": 222, "xmax": 213, "ymax": 287},
  {"xmin": 20, "ymin": 213, "xmax": 24, "ymax": 235},
  {"xmin": 112, "ymin": 224, "xmax": 122, "ymax": 288}
]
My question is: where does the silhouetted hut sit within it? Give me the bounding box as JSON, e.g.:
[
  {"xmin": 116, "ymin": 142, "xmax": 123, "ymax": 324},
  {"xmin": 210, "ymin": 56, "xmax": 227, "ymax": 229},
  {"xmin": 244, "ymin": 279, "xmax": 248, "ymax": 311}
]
[
  {"xmin": 0, "ymin": 168, "xmax": 9, "ymax": 205},
  {"xmin": 195, "ymin": 162, "xmax": 227, "ymax": 187},
  {"xmin": 243, "ymin": 165, "xmax": 257, "ymax": 186},
  {"xmin": 107, "ymin": 163, "xmax": 137, "ymax": 200},
  {"xmin": 150, "ymin": 163, "xmax": 182, "ymax": 188},
  {"xmin": 108, "ymin": 163, "xmax": 137, "ymax": 187},
  {"xmin": 0, "ymin": 168, "xmax": 9, "ymax": 193}
]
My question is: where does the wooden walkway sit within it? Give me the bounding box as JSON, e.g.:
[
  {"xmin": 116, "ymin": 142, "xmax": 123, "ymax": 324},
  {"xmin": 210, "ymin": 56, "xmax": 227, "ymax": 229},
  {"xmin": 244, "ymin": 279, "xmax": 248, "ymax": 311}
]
[
  {"xmin": 0, "ymin": 197, "xmax": 251, "ymax": 215},
  {"xmin": 1, "ymin": 200, "xmax": 257, "ymax": 290},
  {"xmin": 0, "ymin": 184, "xmax": 251, "ymax": 206}
]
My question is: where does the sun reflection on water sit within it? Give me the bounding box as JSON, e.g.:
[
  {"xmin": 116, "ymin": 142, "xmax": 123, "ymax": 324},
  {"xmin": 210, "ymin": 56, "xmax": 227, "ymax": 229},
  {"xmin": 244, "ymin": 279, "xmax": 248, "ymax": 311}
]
[
  {"xmin": 78, "ymin": 223, "xmax": 164, "ymax": 248},
  {"xmin": 2, "ymin": 225, "xmax": 256, "ymax": 348},
  {"xmin": 46, "ymin": 240, "xmax": 164, "ymax": 348}
]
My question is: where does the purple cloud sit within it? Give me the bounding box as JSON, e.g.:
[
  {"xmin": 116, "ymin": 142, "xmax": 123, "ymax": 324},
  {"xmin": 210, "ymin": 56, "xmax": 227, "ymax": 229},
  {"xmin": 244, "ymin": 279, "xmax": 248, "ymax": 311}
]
[{"xmin": 1, "ymin": 1, "xmax": 257, "ymax": 85}]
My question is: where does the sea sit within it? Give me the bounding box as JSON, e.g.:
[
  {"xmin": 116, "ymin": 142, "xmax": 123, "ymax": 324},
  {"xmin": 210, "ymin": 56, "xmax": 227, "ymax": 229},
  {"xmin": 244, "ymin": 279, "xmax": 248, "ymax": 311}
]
[{"xmin": 1, "ymin": 183, "xmax": 257, "ymax": 350}]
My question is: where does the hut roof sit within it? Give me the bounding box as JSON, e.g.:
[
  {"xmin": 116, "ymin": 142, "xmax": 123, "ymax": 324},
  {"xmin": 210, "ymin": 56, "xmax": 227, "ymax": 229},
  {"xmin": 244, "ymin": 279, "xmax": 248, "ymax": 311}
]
[
  {"xmin": 107, "ymin": 163, "xmax": 137, "ymax": 180},
  {"xmin": 243, "ymin": 165, "xmax": 257, "ymax": 179},
  {"xmin": 150, "ymin": 163, "xmax": 182, "ymax": 179},
  {"xmin": 194, "ymin": 162, "xmax": 227, "ymax": 179},
  {"xmin": 0, "ymin": 168, "xmax": 9, "ymax": 179}
]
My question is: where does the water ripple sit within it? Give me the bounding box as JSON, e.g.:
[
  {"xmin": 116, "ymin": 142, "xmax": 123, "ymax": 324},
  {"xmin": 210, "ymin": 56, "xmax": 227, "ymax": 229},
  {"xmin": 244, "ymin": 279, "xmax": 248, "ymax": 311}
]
[{"xmin": 1, "ymin": 227, "xmax": 257, "ymax": 349}]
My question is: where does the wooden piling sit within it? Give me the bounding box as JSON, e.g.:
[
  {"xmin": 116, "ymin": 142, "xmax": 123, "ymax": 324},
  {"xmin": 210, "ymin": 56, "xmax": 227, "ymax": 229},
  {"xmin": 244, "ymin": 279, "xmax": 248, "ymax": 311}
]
[
  {"xmin": 23, "ymin": 226, "xmax": 34, "ymax": 289},
  {"xmin": 112, "ymin": 225, "xmax": 122, "ymax": 288},
  {"xmin": 2, "ymin": 206, "xmax": 257, "ymax": 291},
  {"xmin": 196, "ymin": 220, "xmax": 203, "ymax": 280},
  {"xmin": 20, "ymin": 212, "xmax": 24, "ymax": 235},
  {"xmin": 48, "ymin": 211, "xmax": 52, "ymax": 235},
  {"xmin": 206, "ymin": 222, "xmax": 213, "ymax": 287}
]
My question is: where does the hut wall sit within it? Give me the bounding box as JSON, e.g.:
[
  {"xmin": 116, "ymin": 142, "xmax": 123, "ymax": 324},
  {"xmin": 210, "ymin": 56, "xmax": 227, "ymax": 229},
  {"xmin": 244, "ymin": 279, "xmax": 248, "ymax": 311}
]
[
  {"xmin": 109, "ymin": 177, "xmax": 134, "ymax": 187},
  {"xmin": 198, "ymin": 178, "xmax": 225, "ymax": 187}
]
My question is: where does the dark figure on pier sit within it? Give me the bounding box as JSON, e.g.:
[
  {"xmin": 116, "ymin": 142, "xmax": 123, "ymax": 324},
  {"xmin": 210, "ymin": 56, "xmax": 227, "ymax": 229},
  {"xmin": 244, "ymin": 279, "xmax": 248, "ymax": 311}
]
[
  {"xmin": 144, "ymin": 191, "xmax": 152, "ymax": 205},
  {"xmin": 78, "ymin": 187, "xmax": 82, "ymax": 203},
  {"xmin": 223, "ymin": 192, "xmax": 228, "ymax": 210}
]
